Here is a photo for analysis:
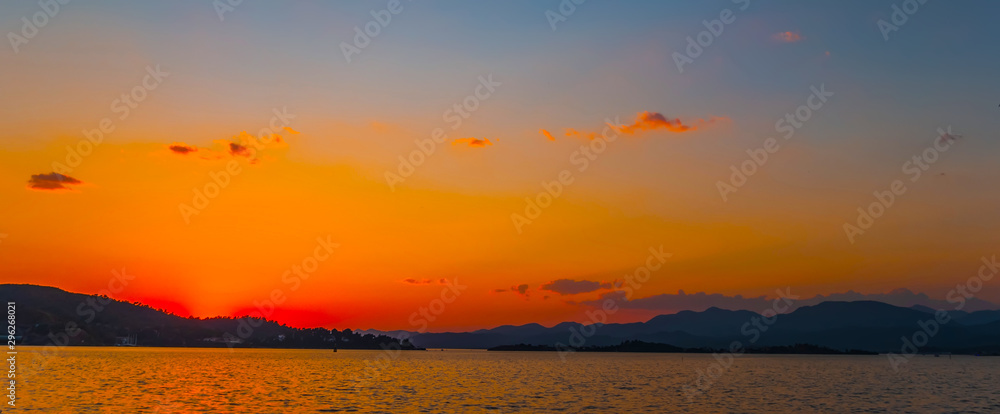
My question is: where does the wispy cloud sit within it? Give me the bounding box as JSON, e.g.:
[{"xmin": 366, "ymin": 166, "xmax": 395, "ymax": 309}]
[
  {"xmin": 540, "ymin": 279, "xmax": 612, "ymax": 295},
  {"xmin": 772, "ymin": 31, "xmax": 802, "ymax": 43},
  {"xmin": 403, "ymin": 278, "xmax": 447, "ymax": 285},
  {"xmin": 493, "ymin": 284, "xmax": 530, "ymax": 297},
  {"xmin": 553, "ymin": 111, "xmax": 727, "ymax": 141},
  {"xmin": 27, "ymin": 172, "xmax": 83, "ymax": 191},
  {"xmin": 539, "ymin": 129, "xmax": 556, "ymax": 141},
  {"xmin": 168, "ymin": 143, "xmax": 198, "ymax": 155},
  {"xmin": 453, "ymin": 137, "xmax": 493, "ymax": 147}
]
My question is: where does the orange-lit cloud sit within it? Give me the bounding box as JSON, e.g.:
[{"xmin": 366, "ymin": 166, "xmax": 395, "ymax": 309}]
[
  {"xmin": 27, "ymin": 172, "xmax": 83, "ymax": 191},
  {"xmin": 403, "ymin": 278, "xmax": 448, "ymax": 285},
  {"xmin": 492, "ymin": 284, "xmax": 530, "ymax": 297},
  {"xmin": 772, "ymin": 31, "xmax": 802, "ymax": 43},
  {"xmin": 168, "ymin": 143, "xmax": 198, "ymax": 155},
  {"xmin": 283, "ymin": 126, "xmax": 300, "ymax": 134},
  {"xmin": 557, "ymin": 111, "xmax": 726, "ymax": 140},
  {"xmin": 452, "ymin": 138, "xmax": 493, "ymax": 147},
  {"xmin": 197, "ymin": 131, "xmax": 288, "ymax": 162},
  {"xmin": 540, "ymin": 129, "xmax": 556, "ymax": 141},
  {"xmin": 541, "ymin": 279, "xmax": 612, "ymax": 295},
  {"xmin": 228, "ymin": 142, "xmax": 251, "ymax": 157},
  {"xmin": 618, "ymin": 111, "xmax": 698, "ymax": 134}
]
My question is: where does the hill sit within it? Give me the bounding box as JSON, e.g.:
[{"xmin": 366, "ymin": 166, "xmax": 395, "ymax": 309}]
[{"xmin": 1, "ymin": 284, "xmax": 419, "ymax": 350}]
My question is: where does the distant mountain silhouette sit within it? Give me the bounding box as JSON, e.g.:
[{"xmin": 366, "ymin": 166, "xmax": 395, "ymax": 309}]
[
  {"xmin": 10, "ymin": 284, "xmax": 1000, "ymax": 354},
  {"xmin": 374, "ymin": 301, "xmax": 1000, "ymax": 353},
  {"xmin": 1, "ymin": 284, "xmax": 419, "ymax": 350}
]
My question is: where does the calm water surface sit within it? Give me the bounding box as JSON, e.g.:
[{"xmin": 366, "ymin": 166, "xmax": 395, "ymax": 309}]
[{"xmin": 14, "ymin": 346, "xmax": 1000, "ymax": 413}]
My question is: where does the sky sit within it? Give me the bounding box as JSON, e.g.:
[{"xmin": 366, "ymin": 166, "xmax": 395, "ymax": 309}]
[{"xmin": 1, "ymin": 0, "xmax": 999, "ymax": 331}]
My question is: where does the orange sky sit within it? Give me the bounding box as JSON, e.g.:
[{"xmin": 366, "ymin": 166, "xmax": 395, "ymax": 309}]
[{"xmin": 2, "ymin": 1, "xmax": 999, "ymax": 331}]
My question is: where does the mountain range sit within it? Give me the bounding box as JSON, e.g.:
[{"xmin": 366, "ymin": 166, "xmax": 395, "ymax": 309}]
[
  {"xmin": 362, "ymin": 301, "xmax": 1000, "ymax": 354},
  {"xmin": 6, "ymin": 284, "xmax": 1000, "ymax": 354}
]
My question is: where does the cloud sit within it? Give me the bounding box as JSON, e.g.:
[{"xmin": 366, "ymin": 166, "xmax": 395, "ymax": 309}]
[
  {"xmin": 229, "ymin": 142, "xmax": 253, "ymax": 157},
  {"xmin": 27, "ymin": 172, "xmax": 83, "ymax": 191},
  {"xmin": 168, "ymin": 143, "xmax": 198, "ymax": 155},
  {"xmin": 540, "ymin": 279, "xmax": 612, "ymax": 295},
  {"xmin": 556, "ymin": 111, "xmax": 726, "ymax": 141},
  {"xmin": 452, "ymin": 138, "xmax": 493, "ymax": 147},
  {"xmin": 615, "ymin": 111, "xmax": 727, "ymax": 135},
  {"xmin": 403, "ymin": 278, "xmax": 449, "ymax": 285},
  {"xmin": 206, "ymin": 131, "xmax": 286, "ymax": 161},
  {"xmin": 283, "ymin": 126, "xmax": 300, "ymax": 134},
  {"xmin": 772, "ymin": 31, "xmax": 802, "ymax": 43},
  {"xmin": 539, "ymin": 129, "xmax": 556, "ymax": 141},
  {"xmin": 494, "ymin": 284, "xmax": 530, "ymax": 296}
]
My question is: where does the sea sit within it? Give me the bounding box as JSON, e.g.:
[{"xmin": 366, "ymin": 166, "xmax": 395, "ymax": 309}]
[{"xmin": 11, "ymin": 346, "xmax": 1000, "ymax": 413}]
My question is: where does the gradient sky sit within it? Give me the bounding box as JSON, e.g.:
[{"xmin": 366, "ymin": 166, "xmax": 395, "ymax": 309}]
[{"xmin": 2, "ymin": 0, "xmax": 999, "ymax": 331}]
